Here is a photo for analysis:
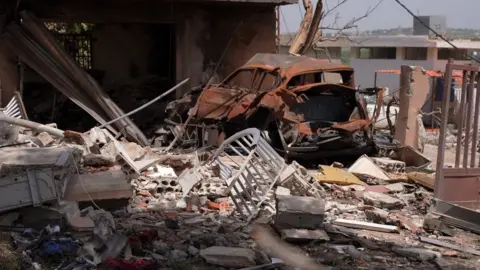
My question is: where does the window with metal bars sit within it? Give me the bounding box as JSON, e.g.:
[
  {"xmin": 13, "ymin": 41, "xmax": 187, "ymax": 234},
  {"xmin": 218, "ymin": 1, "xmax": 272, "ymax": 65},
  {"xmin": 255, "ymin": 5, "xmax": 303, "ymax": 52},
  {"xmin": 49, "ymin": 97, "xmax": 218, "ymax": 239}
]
[{"xmin": 55, "ymin": 34, "xmax": 93, "ymax": 70}]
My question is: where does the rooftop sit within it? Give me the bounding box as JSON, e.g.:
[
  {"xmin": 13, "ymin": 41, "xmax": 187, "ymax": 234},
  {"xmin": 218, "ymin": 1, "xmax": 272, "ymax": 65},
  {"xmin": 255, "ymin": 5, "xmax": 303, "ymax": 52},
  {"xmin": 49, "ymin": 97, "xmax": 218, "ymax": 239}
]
[{"xmin": 280, "ymin": 34, "xmax": 480, "ymax": 49}]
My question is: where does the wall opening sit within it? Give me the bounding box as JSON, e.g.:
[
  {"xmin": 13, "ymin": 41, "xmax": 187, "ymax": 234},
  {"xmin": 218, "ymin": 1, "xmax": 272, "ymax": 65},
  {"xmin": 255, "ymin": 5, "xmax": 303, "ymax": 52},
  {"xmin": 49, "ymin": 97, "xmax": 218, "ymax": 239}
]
[
  {"xmin": 404, "ymin": 47, "xmax": 428, "ymax": 60},
  {"xmin": 22, "ymin": 22, "xmax": 176, "ymax": 134},
  {"xmin": 358, "ymin": 47, "xmax": 397, "ymax": 60}
]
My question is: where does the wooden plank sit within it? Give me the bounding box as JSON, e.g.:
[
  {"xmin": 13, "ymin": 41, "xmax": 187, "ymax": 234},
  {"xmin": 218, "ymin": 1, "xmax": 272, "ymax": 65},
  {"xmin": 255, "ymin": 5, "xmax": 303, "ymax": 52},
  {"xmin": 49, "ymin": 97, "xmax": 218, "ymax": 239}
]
[
  {"xmin": 419, "ymin": 236, "xmax": 480, "ymax": 256},
  {"xmin": 407, "ymin": 172, "xmax": 434, "ymax": 190},
  {"xmin": 333, "ymin": 219, "xmax": 399, "ymax": 233},
  {"xmin": 63, "ymin": 169, "xmax": 132, "ymax": 201}
]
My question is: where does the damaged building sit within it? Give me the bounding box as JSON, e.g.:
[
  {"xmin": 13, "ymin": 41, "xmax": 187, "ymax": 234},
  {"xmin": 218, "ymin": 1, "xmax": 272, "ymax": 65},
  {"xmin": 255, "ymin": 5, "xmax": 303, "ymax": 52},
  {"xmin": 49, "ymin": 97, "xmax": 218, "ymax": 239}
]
[{"xmin": 0, "ymin": 0, "xmax": 294, "ymax": 135}]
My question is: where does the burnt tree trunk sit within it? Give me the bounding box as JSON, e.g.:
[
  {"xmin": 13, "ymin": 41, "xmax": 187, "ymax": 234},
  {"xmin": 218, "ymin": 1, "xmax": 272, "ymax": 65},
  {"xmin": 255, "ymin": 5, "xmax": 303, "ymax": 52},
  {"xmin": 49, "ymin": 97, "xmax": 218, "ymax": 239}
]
[
  {"xmin": 288, "ymin": 0, "xmax": 313, "ymax": 55},
  {"xmin": 299, "ymin": 0, "xmax": 323, "ymax": 55}
]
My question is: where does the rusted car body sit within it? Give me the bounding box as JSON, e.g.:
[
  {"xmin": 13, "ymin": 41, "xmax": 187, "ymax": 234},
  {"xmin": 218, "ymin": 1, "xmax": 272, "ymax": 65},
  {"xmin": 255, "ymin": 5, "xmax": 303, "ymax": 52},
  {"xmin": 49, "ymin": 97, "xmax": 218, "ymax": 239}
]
[{"xmin": 165, "ymin": 53, "xmax": 378, "ymax": 162}]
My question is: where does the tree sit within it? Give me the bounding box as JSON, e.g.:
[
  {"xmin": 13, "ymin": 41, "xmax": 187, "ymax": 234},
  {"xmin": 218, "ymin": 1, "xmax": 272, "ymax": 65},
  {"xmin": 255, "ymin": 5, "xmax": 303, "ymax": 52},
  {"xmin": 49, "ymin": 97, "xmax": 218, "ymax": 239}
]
[{"xmin": 289, "ymin": 0, "xmax": 383, "ymax": 55}]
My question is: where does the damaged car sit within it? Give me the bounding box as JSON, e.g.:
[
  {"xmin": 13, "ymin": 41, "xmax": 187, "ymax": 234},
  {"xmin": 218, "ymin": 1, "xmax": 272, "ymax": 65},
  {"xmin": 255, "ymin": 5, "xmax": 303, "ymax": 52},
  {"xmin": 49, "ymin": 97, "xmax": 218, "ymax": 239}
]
[{"xmin": 162, "ymin": 53, "xmax": 380, "ymax": 162}]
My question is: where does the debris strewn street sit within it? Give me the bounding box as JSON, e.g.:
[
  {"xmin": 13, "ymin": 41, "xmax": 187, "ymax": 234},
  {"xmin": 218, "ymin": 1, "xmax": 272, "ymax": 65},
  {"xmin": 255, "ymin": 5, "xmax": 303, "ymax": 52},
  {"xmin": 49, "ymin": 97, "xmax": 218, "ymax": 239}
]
[{"xmin": 0, "ymin": 2, "xmax": 479, "ymax": 270}]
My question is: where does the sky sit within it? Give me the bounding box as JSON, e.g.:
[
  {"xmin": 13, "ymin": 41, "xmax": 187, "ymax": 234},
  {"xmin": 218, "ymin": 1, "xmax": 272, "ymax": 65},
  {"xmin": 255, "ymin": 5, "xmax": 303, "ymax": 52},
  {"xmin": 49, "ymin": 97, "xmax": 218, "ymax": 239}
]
[{"xmin": 280, "ymin": 0, "xmax": 480, "ymax": 33}]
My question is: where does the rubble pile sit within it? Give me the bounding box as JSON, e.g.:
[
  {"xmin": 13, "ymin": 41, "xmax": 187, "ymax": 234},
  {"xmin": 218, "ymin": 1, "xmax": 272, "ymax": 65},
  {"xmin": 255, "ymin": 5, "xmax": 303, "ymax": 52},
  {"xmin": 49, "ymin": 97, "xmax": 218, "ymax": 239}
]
[{"xmin": 0, "ymin": 120, "xmax": 479, "ymax": 270}]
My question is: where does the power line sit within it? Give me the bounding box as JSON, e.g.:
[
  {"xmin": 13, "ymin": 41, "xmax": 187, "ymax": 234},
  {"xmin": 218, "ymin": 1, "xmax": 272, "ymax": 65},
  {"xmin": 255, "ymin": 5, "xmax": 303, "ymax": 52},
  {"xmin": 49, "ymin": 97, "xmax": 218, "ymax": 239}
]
[
  {"xmin": 393, "ymin": 0, "xmax": 480, "ymax": 64},
  {"xmin": 297, "ymin": 1, "xmax": 304, "ymax": 20}
]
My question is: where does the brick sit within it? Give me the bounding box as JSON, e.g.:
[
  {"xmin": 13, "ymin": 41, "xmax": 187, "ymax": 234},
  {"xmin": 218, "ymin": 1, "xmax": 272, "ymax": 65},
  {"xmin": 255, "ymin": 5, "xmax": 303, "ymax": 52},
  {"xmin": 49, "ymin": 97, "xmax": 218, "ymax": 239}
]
[
  {"xmin": 200, "ymin": 246, "xmax": 256, "ymax": 268},
  {"xmin": 275, "ymin": 195, "xmax": 325, "ymax": 230},
  {"xmin": 35, "ymin": 132, "xmax": 55, "ymax": 147}
]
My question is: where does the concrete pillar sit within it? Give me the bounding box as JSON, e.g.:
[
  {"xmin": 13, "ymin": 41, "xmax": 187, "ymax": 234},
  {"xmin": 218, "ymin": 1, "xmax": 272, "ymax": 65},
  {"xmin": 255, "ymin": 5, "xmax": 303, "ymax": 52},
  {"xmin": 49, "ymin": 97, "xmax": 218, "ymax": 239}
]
[
  {"xmin": 427, "ymin": 47, "xmax": 438, "ymax": 61},
  {"xmin": 396, "ymin": 47, "xmax": 405, "ymax": 60},
  {"xmin": 394, "ymin": 66, "xmax": 430, "ymax": 151},
  {"xmin": 175, "ymin": 10, "xmax": 205, "ymax": 98}
]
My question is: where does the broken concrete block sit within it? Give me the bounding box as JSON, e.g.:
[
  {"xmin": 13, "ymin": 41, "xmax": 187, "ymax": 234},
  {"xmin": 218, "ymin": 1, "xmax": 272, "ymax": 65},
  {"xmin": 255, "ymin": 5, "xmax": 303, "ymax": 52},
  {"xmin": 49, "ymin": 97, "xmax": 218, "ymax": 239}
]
[
  {"xmin": 362, "ymin": 191, "xmax": 405, "ymax": 210},
  {"xmin": 123, "ymin": 142, "xmax": 146, "ymax": 161},
  {"xmin": 197, "ymin": 178, "xmax": 228, "ymax": 198},
  {"xmin": 83, "ymin": 153, "xmax": 115, "ymax": 167},
  {"xmin": 384, "ymin": 183, "xmax": 405, "ymax": 193},
  {"xmin": 364, "ymin": 208, "xmax": 390, "ymax": 224},
  {"xmin": 35, "ymin": 132, "xmax": 55, "ymax": 146},
  {"xmin": 348, "ymin": 155, "xmax": 390, "ymax": 181},
  {"xmin": 275, "ymin": 195, "xmax": 325, "ymax": 230},
  {"xmin": 200, "ymin": 246, "xmax": 256, "ymax": 268},
  {"xmin": 392, "ymin": 247, "xmax": 441, "ymax": 261},
  {"xmin": 179, "ymin": 168, "xmax": 204, "ymax": 197},
  {"xmin": 280, "ymin": 229, "xmax": 329, "ymax": 243},
  {"xmin": 423, "ymin": 216, "xmax": 455, "ymax": 236},
  {"xmin": 275, "ymin": 186, "xmax": 291, "ymax": 197},
  {"xmin": 371, "ymin": 157, "xmax": 406, "ymax": 173},
  {"xmin": 67, "ymin": 215, "xmax": 95, "ymax": 232}
]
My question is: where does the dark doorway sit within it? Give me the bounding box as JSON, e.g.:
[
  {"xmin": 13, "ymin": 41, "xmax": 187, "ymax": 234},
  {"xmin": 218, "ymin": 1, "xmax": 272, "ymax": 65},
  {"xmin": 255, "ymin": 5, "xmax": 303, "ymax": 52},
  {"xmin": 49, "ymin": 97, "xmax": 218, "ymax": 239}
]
[{"xmin": 22, "ymin": 22, "xmax": 176, "ymax": 135}]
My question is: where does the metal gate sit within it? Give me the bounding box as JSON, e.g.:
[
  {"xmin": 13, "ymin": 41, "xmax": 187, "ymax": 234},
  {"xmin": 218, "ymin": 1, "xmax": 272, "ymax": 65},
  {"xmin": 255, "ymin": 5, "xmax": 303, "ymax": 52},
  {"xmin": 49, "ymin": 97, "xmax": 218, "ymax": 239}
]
[{"xmin": 435, "ymin": 59, "xmax": 480, "ymax": 209}]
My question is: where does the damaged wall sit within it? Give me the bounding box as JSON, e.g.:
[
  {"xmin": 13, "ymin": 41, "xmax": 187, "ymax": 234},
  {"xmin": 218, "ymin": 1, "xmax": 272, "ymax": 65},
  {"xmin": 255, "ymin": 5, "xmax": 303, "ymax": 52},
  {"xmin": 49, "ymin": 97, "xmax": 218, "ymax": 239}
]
[
  {"xmin": 92, "ymin": 24, "xmax": 156, "ymax": 87},
  {"xmin": 17, "ymin": 0, "xmax": 277, "ymax": 99},
  {"xmin": 394, "ymin": 66, "xmax": 430, "ymax": 151},
  {"xmin": 0, "ymin": 13, "xmax": 20, "ymax": 106},
  {"xmin": 176, "ymin": 5, "xmax": 276, "ymax": 97}
]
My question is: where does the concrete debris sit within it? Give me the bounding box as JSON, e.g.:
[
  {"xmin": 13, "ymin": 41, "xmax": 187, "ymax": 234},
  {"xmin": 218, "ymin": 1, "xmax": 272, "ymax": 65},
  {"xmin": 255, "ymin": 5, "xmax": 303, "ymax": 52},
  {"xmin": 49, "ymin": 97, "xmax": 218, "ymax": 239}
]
[
  {"xmin": 280, "ymin": 229, "xmax": 330, "ymax": 243},
  {"xmin": 392, "ymin": 247, "xmax": 441, "ymax": 261},
  {"xmin": 67, "ymin": 215, "xmax": 95, "ymax": 232},
  {"xmin": 348, "ymin": 155, "xmax": 391, "ymax": 181},
  {"xmin": 275, "ymin": 195, "xmax": 325, "ymax": 230},
  {"xmin": 0, "ymin": 58, "xmax": 478, "ymax": 270},
  {"xmin": 123, "ymin": 142, "xmax": 147, "ymax": 161},
  {"xmin": 200, "ymin": 246, "xmax": 256, "ymax": 268},
  {"xmin": 364, "ymin": 208, "xmax": 391, "ymax": 224},
  {"xmin": 371, "ymin": 157, "xmax": 406, "ymax": 173},
  {"xmin": 419, "ymin": 236, "xmax": 480, "ymax": 256},
  {"xmin": 275, "ymin": 186, "xmax": 291, "ymax": 196},
  {"xmin": 362, "ymin": 191, "xmax": 406, "ymax": 210},
  {"xmin": 423, "ymin": 215, "xmax": 456, "ymax": 236},
  {"xmin": 384, "ymin": 182, "xmax": 406, "ymax": 193},
  {"xmin": 83, "ymin": 153, "xmax": 115, "ymax": 167},
  {"xmin": 34, "ymin": 131, "xmax": 55, "ymax": 147}
]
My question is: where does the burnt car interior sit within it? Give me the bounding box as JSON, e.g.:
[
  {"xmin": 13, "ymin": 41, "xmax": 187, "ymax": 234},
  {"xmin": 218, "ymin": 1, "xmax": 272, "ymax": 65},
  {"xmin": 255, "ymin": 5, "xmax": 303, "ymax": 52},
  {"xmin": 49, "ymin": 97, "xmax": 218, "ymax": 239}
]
[{"xmin": 291, "ymin": 85, "xmax": 357, "ymax": 125}]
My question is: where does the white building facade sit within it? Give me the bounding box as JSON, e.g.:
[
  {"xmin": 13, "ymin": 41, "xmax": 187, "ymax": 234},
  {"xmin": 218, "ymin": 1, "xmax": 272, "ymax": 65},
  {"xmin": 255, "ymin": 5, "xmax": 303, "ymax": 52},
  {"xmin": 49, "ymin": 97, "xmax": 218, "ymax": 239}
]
[{"xmin": 280, "ymin": 35, "xmax": 480, "ymax": 90}]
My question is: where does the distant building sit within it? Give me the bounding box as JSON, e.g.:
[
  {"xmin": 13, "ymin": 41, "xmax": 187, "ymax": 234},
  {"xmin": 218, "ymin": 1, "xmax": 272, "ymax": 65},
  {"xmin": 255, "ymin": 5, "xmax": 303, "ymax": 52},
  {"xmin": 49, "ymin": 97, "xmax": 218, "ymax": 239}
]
[{"xmin": 280, "ymin": 15, "xmax": 480, "ymax": 90}]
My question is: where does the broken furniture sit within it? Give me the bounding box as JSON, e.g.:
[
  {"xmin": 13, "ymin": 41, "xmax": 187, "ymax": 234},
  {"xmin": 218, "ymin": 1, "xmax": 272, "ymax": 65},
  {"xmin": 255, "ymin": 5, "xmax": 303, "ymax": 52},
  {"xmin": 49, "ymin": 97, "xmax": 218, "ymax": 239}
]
[
  {"xmin": 5, "ymin": 12, "xmax": 148, "ymax": 146},
  {"xmin": 1, "ymin": 91, "xmax": 28, "ymax": 120},
  {"xmin": 0, "ymin": 147, "xmax": 81, "ymax": 212},
  {"xmin": 212, "ymin": 128, "xmax": 286, "ymax": 221}
]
